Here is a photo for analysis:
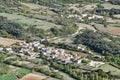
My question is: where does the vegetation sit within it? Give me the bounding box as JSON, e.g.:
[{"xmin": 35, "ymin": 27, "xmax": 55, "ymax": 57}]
[
  {"xmin": 50, "ymin": 24, "xmax": 78, "ymax": 37},
  {"xmin": 74, "ymin": 30, "xmax": 120, "ymax": 55},
  {"xmin": 4, "ymin": 56, "xmax": 63, "ymax": 79},
  {"xmin": 39, "ymin": 54, "xmax": 112, "ymax": 80},
  {"xmin": 0, "ymin": 0, "xmax": 120, "ymax": 80},
  {"xmin": 108, "ymin": 0, "xmax": 120, "ymax": 5},
  {"xmin": 0, "ymin": 16, "xmax": 24, "ymax": 38},
  {"xmin": 94, "ymin": 4, "xmax": 120, "ymax": 16},
  {"xmin": 74, "ymin": 30, "xmax": 120, "ymax": 66}
]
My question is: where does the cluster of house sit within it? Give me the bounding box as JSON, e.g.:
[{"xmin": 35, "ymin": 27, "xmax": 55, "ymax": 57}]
[
  {"xmin": 0, "ymin": 47, "xmax": 13, "ymax": 53},
  {"xmin": 41, "ymin": 46, "xmax": 83, "ymax": 64},
  {"xmin": 65, "ymin": 13, "xmax": 103, "ymax": 21},
  {"xmin": 18, "ymin": 41, "xmax": 43, "ymax": 58},
  {"xmin": 17, "ymin": 41, "xmax": 82, "ymax": 64},
  {"xmin": 0, "ymin": 41, "xmax": 104, "ymax": 67}
]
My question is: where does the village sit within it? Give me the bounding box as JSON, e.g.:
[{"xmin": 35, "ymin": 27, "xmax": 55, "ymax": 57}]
[{"xmin": 0, "ymin": 40, "xmax": 105, "ymax": 68}]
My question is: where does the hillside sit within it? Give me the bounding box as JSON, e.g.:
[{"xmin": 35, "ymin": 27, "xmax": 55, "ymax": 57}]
[{"xmin": 0, "ymin": 0, "xmax": 120, "ymax": 80}]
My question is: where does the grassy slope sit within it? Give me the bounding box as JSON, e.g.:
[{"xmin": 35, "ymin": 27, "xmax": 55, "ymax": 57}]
[
  {"xmin": 99, "ymin": 64, "xmax": 120, "ymax": 76},
  {"xmin": 0, "ymin": 13, "xmax": 62, "ymax": 30}
]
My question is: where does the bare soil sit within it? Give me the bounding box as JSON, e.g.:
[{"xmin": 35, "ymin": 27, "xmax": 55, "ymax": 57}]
[
  {"xmin": 0, "ymin": 37, "xmax": 24, "ymax": 46},
  {"xmin": 20, "ymin": 73, "xmax": 46, "ymax": 80}
]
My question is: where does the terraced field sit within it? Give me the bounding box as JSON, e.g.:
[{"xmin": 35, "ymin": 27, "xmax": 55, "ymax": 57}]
[
  {"xmin": 95, "ymin": 24, "xmax": 120, "ymax": 35},
  {"xmin": 0, "ymin": 37, "xmax": 24, "ymax": 46},
  {"xmin": 102, "ymin": 3, "xmax": 120, "ymax": 9},
  {"xmin": 0, "ymin": 13, "xmax": 62, "ymax": 30},
  {"xmin": 99, "ymin": 64, "xmax": 120, "ymax": 76}
]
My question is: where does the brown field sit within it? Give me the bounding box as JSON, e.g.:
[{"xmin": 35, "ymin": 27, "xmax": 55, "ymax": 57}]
[
  {"xmin": 95, "ymin": 24, "xmax": 120, "ymax": 35},
  {"xmin": 20, "ymin": 73, "xmax": 47, "ymax": 80},
  {"xmin": 0, "ymin": 37, "xmax": 24, "ymax": 46},
  {"xmin": 76, "ymin": 23, "xmax": 96, "ymax": 31}
]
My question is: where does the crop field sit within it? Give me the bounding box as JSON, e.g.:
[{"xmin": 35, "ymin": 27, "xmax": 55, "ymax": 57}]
[
  {"xmin": 0, "ymin": 67, "xmax": 30, "ymax": 80},
  {"xmin": 99, "ymin": 64, "xmax": 120, "ymax": 76},
  {"xmin": 0, "ymin": 71, "xmax": 16, "ymax": 80},
  {"xmin": 102, "ymin": 3, "xmax": 120, "ymax": 9},
  {"xmin": 0, "ymin": 37, "xmax": 24, "ymax": 46},
  {"xmin": 95, "ymin": 24, "xmax": 120, "ymax": 35},
  {"xmin": 0, "ymin": 13, "xmax": 62, "ymax": 30}
]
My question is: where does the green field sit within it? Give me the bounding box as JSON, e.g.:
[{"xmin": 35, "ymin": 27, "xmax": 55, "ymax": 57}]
[
  {"xmin": 0, "ymin": 68, "xmax": 30, "ymax": 80},
  {"xmin": 99, "ymin": 64, "xmax": 120, "ymax": 76},
  {"xmin": 0, "ymin": 71, "xmax": 16, "ymax": 80},
  {"xmin": 0, "ymin": 13, "xmax": 62, "ymax": 30}
]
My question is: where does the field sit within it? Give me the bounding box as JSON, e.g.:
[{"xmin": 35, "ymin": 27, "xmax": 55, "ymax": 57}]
[
  {"xmin": 0, "ymin": 67, "xmax": 30, "ymax": 80},
  {"xmin": 76, "ymin": 23, "xmax": 96, "ymax": 31},
  {"xmin": 113, "ymin": 14, "xmax": 120, "ymax": 19},
  {"xmin": 102, "ymin": 3, "xmax": 120, "ymax": 9},
  {"xmin": 0, "ymin": 71, "xmax": 16, "ymax": 80},
  {"xmin": 0, "ymin": 13, "xmax": 62, "ymax": 30},
  {"xmin": 95, "ymin": 24, "xmax": 120, "ymax": 35},
  {"xmin": 0, "ymin": 37, "xmax": 24, "ymax": 46},
  {"xmin": 21, "ymin": 3, "xmax": 41, "ymax": 10},
  {"xmin": 99, "ymin": 64, "xmax": 120, "ymax": 76},
  {"xmin": 20, "ymin": 73, "xmax": 47, "ymax": 80}
]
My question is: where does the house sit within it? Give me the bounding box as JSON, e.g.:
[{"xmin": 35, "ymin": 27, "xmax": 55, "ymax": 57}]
[
  {"xmin": 5, "ymin": 47, "xmax": 13, "ymax": 53},
  {"xmin": 60, "ymin": 59, "xmax": 72, "ymax": 64},
  {"xmin": 0, "ymin": 47, "xmax": 3, "ymax": 51},
  {"xmin": 77, "ymin": 46, "xmax": 82, "ymax": 50},
  {"xmin": 88, "ymin": 16, "xmax": 95, "ymax": 19},
  {"xmin": 81, "ymin": 14, "xmax": 88, "ymax": 17},
  {"xmin": 75, "ymin": 59, "xmax": 82, "ymax": 64},
  {"xmin": 67, "ymin": 14, "xmax": 78, "ymax": 18},
  {"xmin": 94, "ymin": 55, "xmax": 103, "ymax": 59},
  {"xmin": 17, "ymin": 53, "xmax": 25, "ymax": 57}
]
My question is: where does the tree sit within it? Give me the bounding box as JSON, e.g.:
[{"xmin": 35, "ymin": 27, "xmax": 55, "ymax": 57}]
[{"xmin": 34, "ymin": 47, "xmax": 39, "ymax": 52}]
